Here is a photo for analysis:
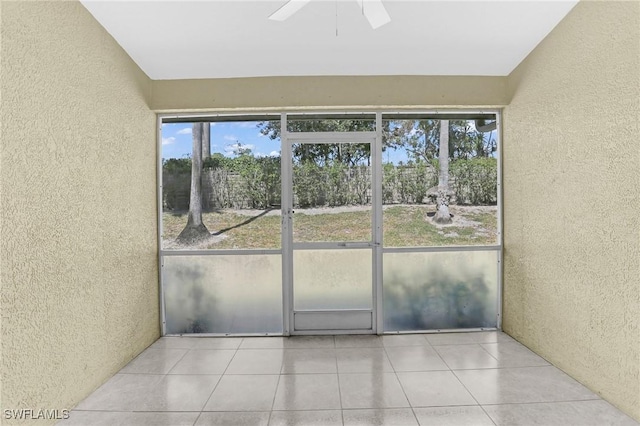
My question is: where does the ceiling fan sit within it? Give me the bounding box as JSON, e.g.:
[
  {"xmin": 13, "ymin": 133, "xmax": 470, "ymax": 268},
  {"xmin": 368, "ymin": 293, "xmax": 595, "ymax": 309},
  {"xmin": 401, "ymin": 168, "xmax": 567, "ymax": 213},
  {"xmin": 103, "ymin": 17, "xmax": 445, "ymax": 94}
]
[{"xmin": 269, "ymin": 0, "xmax": 391, "ymax": 29}]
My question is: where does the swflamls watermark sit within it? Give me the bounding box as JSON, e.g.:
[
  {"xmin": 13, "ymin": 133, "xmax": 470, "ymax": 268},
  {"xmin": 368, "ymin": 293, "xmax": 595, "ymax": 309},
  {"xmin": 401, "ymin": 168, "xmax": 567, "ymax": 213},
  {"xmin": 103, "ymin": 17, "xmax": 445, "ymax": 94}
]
[{"xmin": 4, "ymin": 409, "xmax": 70, "ymax": 420}]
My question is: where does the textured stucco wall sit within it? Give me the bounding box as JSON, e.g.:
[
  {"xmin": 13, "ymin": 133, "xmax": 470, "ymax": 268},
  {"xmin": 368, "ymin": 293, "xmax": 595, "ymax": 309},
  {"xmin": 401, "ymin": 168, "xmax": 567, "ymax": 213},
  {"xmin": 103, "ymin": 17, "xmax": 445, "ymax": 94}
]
[
  {"xmin": 503, "ymin": 1, "xmax": 640, "ymax": 421},
  {"xmin": 151, "ymin": 75, "xmax": 509, "ymax": 112},
  {"xmin": 1, "ymin": 1, "xmax": 158, "ymax": 424},
  {"xmin": 0, "ymin": 0, "xmax": 4, "ymax": 417}
]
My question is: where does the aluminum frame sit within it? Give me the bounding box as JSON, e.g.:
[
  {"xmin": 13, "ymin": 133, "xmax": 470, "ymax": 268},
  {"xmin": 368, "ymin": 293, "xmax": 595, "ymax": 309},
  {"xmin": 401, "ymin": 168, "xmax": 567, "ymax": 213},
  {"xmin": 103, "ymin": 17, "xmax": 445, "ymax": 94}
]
[
  {"xmin": 157, "ymin": 109, "xmax": 504, "ymax": 336},
  {"xmin": 157, "ymin": 115, "xmax": 167, "ymax": 336},
  {"xmin": 283, "ymin": 128, "xmax": 378, "ymax": 335}
]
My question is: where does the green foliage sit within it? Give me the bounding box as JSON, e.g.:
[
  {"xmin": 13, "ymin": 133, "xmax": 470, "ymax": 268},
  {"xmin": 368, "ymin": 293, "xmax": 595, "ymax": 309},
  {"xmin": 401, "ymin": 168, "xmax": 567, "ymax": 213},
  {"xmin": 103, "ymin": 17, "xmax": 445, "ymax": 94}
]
[
  {"xmin": 203, "ymin": 153, "xmax": 230, "ymax": 169},
  {"xmin": 292, "ymin": 161, "xmax": 369, "ymax": 208},
  {"xmin": 450, "ymin": 158, "xmax": 497, "ymax": 205},
  {"xmin": 163, "ymin": 155, "xmax": 497, "ymax": 211},
  {"xmin": 260, "ymin": 120, "xmax": 374, "ymax": 165},
  {"xmin": 293, "ymin": 161, "xmax": 324, "ymax": 208},
  {"xmin": 384, "ymin": 119, "xmax": 496, "ymax": 162},
  {"xmin": 225, "ymin": 153, "xmax": 281, "ymax": 208},
  {"xmin": 162, "ymin": 158, "xmax": 192, "ymax": 174}
]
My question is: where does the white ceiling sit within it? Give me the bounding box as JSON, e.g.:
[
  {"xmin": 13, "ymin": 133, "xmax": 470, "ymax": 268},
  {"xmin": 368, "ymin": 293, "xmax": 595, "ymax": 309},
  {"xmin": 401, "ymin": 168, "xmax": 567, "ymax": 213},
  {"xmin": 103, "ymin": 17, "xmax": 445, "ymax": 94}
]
[{"xmin": 80, "ymin": 0, "xmax": 578, "ymax": 80}]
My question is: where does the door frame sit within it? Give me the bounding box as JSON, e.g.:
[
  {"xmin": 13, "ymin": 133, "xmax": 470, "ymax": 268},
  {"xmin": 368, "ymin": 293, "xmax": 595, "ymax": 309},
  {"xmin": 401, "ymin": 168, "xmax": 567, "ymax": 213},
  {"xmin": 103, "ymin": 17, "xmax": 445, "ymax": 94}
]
[{"xmin": 280, "ymin": 113, "xmax": 384, "ymax": 335}]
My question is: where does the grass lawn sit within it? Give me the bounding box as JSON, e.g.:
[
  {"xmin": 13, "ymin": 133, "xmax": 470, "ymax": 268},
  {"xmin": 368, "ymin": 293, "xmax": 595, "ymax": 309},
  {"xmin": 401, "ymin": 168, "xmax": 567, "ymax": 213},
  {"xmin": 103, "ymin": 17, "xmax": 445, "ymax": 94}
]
[{"xmin": 162, "ymin": 205, "xmax": 498, "ymax": 249}]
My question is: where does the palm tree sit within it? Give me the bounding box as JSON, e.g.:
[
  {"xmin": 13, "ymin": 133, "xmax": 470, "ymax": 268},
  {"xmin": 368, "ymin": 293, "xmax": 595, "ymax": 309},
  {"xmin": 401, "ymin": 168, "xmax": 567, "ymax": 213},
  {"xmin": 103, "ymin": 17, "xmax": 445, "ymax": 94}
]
[
  {"xmin": 433, "ymin": 120, "xmax": 453, "ymax": 224},
  {"xmin": 202, "ymin": 122, "xmax": 211, "ymax": 159},
  {"xmin": 176, "ymin": 123, "xmax": 210, "ymax": 244}
]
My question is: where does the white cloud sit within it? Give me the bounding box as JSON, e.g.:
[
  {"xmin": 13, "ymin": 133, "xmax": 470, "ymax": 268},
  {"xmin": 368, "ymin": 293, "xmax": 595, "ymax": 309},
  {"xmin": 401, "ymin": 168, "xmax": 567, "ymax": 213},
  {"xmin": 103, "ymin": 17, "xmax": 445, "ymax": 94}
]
[
  {"xmin": 223, "ymin": 134, "xmax": 238, "ymax": 141},
  {"xmin": 162, "ymin": 137, "xmax": 176, "ymax": 146},
  {"xmin": 177, "ymin": 128, "xmax": 192, "ymax": 135},
  {"xmin": 269, "ymin": 150, "xmax": 280, "ymax": 157}
]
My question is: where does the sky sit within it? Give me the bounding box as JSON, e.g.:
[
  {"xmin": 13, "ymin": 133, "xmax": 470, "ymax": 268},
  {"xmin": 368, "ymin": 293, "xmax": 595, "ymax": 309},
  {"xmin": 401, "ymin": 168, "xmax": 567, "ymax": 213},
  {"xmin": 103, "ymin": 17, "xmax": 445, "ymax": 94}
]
[
  {"xmin": 161, "ymin": 121, "xmax": 279, "ymax": 160},
  {"xmin": 161, "ymin": 120, "xmax": 495, "ymax": 164}
]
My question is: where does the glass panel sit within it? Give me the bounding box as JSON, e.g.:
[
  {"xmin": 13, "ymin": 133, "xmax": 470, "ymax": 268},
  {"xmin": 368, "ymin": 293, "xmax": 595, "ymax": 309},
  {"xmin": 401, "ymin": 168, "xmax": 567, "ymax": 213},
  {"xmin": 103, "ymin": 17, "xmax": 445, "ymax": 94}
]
[
  {"xmin": 292, "ymin": 142, "xmax": 372, "ymax": 243},
  {"xmin": 161, "ymin": 120, "xmax": 281, "ymax": 250},
  {"xmin": 294, "ymin": 249, "xmax": 372, "ymax": 310},
  {"xmin": 383, "ymin": 250, "xmax": 498, "ymax": 331},
  {"xmin": 163, "ymin": 255, "xmax": 282, "ymax": 334},
  {"xmin": 381, "ymin": 118, "xmax": 498, "ymax": 247}
]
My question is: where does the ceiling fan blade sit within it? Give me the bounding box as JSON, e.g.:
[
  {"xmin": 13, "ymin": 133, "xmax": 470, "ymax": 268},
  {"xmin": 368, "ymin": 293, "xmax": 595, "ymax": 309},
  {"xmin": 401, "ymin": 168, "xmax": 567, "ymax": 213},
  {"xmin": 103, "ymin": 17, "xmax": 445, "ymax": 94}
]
[
  {"xmin": 269, "ymin": 0, "xmax": 311, "ymax": 21},
  {"xmin": 359, "ymin": 0, "xmax": 391, "ymax": 29}
]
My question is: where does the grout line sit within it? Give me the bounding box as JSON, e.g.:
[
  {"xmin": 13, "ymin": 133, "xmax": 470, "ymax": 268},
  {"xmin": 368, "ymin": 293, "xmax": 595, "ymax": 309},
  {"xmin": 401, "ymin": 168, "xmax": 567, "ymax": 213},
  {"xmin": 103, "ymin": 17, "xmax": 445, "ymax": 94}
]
[
  {"xmin": 332, "ymin": 336, "xmax": 346, "ymax": 426},
  {"xmin": 477, "ymin": 340, "xmax": 502, "ymax": 363},
  {"xmin": 191, "ymin": 411, "xmax": 202, "ymax": 426},
  {"xmin": 480, "ymin": 398, "xmax": 605, "ymax": 406},
  {"xmin": 448, "ymin": 369, "xmax": 497, "ymax": 426},
  {"xmin": 381, "ymin": 344, "xmax": 421, "ymax": 425},
  {"xmin": 269, "ymin": 373, "xmax": 283, "ymax": 423},
  {"xmin": 162, "ymin": 347, "xmax": 191, "ymax": 375},
  {"xmin": 198, "ymin": 342, "xmax": 240, "ymax": 411}
]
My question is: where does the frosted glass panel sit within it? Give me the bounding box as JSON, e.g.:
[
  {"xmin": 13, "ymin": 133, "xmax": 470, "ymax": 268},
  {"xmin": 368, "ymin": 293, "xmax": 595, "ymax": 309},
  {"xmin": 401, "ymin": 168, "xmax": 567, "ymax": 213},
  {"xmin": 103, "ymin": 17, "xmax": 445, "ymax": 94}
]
[
  {"xmin": 294, "ymin": 249, "xmax": 372, "ymax": 310},
  {"xmin": 384, "ymin": 250, "xmax": 498, "ymax": 331},
  {"xmin": 163, "ymin": 255, "xmax": 282, "ymax": 334}
]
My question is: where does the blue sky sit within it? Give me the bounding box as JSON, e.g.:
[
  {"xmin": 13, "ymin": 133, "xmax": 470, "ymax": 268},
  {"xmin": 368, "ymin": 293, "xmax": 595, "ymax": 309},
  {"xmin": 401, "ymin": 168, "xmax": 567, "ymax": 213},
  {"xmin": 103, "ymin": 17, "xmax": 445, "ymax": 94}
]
[
  {"xmin": 162, "ymin": 121, "xmax": 279, "ymax": 160},
  {"xmin": 161, "ymin": 120, "xmax": 411, "ymax": 163},
  {"xmin": 161, "ymin": 121, "xmax": 495, "ymax": 163}
]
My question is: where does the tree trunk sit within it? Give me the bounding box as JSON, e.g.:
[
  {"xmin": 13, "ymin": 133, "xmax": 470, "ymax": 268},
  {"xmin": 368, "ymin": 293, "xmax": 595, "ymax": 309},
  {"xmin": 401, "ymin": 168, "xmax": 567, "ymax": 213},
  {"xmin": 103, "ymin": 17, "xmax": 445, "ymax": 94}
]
[
  {"xmin": 177, "ymin": 123, "xmax": 210, "ymax": 244},
  {"xmin": 201, "ymin": 123, "xmax": 211, "ymax": 211},
  {"xmin": 202, "ymin": 122, "xmax": 211, "ymax": 159},
  {"xmin": 433, "ymin": 120, "xmax": 453, "ymax": 224}
]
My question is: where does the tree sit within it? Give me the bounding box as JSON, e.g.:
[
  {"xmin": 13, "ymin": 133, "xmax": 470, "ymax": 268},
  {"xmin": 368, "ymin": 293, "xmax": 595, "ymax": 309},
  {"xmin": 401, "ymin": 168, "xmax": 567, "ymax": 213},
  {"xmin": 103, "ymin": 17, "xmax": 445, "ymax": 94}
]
[
  {"xmin": 433, "ymin": 120, "xmax": 453, "ymax": 224},
  {"xmin": 176, "ymin": 123, "xmax": 210, "ymax": 244},
  {"xmin": 202, "ymin": 122, "xmax": 211, "ymax": 159},
  {"xmin": 258, "ymin": 119, "xmax": 374, "ymax": 166},
  {"xmin": 385, "ymin": 119, "xmax": 495, "ymax": 163}
]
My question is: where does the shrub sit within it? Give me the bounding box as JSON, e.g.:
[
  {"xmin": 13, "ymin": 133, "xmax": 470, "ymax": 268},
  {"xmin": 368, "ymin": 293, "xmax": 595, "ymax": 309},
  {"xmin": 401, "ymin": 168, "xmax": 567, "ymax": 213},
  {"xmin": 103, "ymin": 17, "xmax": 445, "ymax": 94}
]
[{"xmin": 450, "ymin": 158, "xmax": 497, "ymax": 205}]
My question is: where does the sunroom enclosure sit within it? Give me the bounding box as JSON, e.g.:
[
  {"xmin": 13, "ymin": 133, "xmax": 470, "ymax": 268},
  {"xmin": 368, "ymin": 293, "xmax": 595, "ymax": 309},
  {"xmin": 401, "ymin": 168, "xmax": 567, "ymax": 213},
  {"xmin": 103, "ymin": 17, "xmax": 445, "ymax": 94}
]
[{"xmin": 159, "ymin": 111, "xmax": 501, "ymax": 336}]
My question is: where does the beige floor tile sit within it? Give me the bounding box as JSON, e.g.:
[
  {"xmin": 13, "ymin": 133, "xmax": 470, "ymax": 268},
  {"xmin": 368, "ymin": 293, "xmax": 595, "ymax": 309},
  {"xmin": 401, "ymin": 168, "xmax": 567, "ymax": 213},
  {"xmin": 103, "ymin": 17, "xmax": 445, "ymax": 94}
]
[
  {"xmin": 196, "ymin": 411, "xmax": 270, "ymax": 426},
  {"xmin": 414, "ymin": 406, "xmax": 494, "ymax": 426},
  {"xmin": 225, "ymin": 349, "xmax": 284, "ymax": 374},
  {"xmin": 119, "ymin": 348, "xmax": 187, "ymax": 374},
  {"xmin": 343, "ymin": 408, "xmax": 419, "ymax": 426},
  {"xmin": 339, "ymin": 373, "xmax": 410, "ymax": 409},
  {"xmin": 203, "ymin": 375, "xmax": 279, "ymax": 411},
  {"xmin": 281, "ymin": 349, "xmax": 337, "ymax": 374},
  {"xmin": 272, "ymin": 374, "xmax": 341, "ymax": 410},
  {"xmin": 336, "ymin": 348, "xmax": 394, "ymax": 373},
  {"xmin": 454, "ymin": 366, "xmax": 599, "ymax": 404},
  {"xmin": 397, "ymin": 371, "xmax": 477, "ymax": 407},
  {"xmin": 169, "ymin": 349, "xmax": 235, "ymax": 375},
  {"xmin": 385, "ymin": 345, "xmax": 449, "ymax": 372},
  {"xmin": 483, "ymin": 400, "xmax": 639, "ymax": 426},
  {"xmin": 75, "ymin": 374, "xmax": 220, "ymax": 412},
  {"xmin": 268, "ymin": 410, "xmax": 343, "ymax": 426}
]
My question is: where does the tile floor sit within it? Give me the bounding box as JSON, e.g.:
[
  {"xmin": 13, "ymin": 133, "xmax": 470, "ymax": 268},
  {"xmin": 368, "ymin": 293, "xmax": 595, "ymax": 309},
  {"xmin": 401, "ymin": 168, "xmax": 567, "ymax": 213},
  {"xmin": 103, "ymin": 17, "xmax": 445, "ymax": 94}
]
[{"xmin": 60, "ymin": 332, "xmax": 638, "ymax": 426}]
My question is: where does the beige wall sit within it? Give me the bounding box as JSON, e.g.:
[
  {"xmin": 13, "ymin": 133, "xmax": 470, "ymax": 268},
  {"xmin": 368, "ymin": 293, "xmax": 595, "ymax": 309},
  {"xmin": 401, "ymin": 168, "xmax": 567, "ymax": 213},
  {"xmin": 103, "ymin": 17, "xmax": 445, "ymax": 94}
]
[
  {"xmin": 0, "ymin": 1, "xmax": 158, "ymax": 424},
  {"xmin": 150, "ymin": 75, "xmax": 508, "ymax": 112},
  {"xmin": 503, "ymin": 1, "xmax": 640, "ymax": 421}
]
